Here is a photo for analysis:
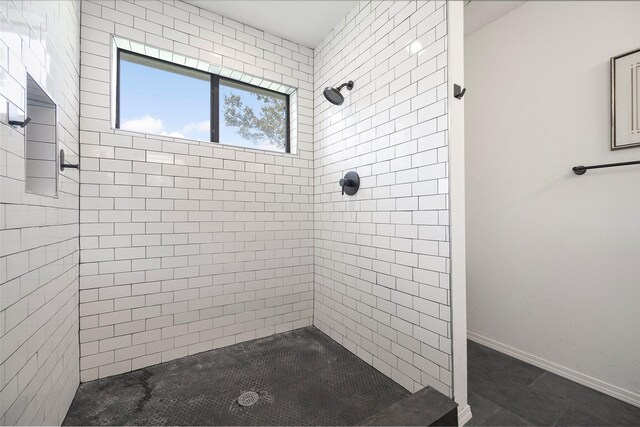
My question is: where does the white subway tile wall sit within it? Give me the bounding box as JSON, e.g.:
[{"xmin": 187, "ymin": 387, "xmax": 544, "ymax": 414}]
[
  {"xmin": 0, "ymin": 0, "xmax": 454, "ymax": 416},
  {"xmin": 313, "ymin": 0, "xmax": 452, "ymax": 395},
  {"xmin": 79, "ymin": 0, "xmax": 314, "ymax": 381},
  {"xmin": 0, "ymin": 1, "xmax": 81, "ymax": 425}
]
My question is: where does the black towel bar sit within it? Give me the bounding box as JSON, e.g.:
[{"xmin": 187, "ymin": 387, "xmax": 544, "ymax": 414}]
[{"xmin": 572, "ymin": 160, "xmax": 640, "ymax": 175}]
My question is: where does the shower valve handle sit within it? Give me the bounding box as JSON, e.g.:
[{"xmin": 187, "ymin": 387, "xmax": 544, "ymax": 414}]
[
  {"xmin": 339, "ymin": 178, "xmax": 354, "ymax": 195},
  {"xmin": 338, "ymin": 171, "xmax": 360, "ymax": 196}
]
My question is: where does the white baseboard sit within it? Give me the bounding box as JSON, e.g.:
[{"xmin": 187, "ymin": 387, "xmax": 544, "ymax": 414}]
[
  {"xmin": 457, "ymin": 404, "xmax": 472, "ymax": 426},
  {"xmin": 467, "ymin": 330, "xmax": 640, "ymax": 408}
]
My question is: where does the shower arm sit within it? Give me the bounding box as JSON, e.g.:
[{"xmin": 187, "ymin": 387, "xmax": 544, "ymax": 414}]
[{"xmin": 335, "ymin": 81, "xmax": 354, "ymax": 92}]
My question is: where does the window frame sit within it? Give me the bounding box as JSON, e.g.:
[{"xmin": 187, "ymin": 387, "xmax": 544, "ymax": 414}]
[{"xmin": 115, "ymin": 48, "xmax": 291, "ymax": 153}]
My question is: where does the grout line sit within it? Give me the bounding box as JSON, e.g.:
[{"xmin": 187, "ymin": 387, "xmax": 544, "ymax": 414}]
[
  {"xmin": 528, "ymin": 370, "xmax": 547, "ymax": 388},
  {"xmin": 552, "ymin": 405, "xmax": 571, "ymax": 427},
  {"xmin": 480, "ymin": 406, "xmax": 500, "ymax": 424}
]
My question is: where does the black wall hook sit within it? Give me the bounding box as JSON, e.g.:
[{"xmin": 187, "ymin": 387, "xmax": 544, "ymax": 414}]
[
  {"xmin": 9, "ymin": 117, "xmax": 32, "ymax": 128},
  {"xmin": 60, "ymin": 149, "xmax": 79, "ymax": 171},
  {"xmin": 454, "ymin": 84, "xmax": 466, "ymax": 99},
  {"xmin": 339, "ymin": 171, "xmax": 360, "ymax": 196}
]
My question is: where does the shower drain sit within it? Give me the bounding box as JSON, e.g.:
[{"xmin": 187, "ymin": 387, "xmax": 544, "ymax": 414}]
[{"xmin": 237, "ymin": 391, "xmax": 259, "ymax": 407}]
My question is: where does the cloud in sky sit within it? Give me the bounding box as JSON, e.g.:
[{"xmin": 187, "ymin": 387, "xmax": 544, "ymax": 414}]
[
  {"xmin": 120, "ymin": 115, "xmax": 185, "ymax": 138},
  {"xmin": 181, "ymin": 120, "xmax": 210, "ymax": 135},
  {"xmin": 121, "ymin": 115, "xmax": 165, "ymax": 134},
  {"xmin": 120, "ymin": 115, "xmax": 210, "ymax": 140}
]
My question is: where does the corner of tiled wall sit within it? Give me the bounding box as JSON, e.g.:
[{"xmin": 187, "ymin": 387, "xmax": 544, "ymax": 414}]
[
  {"xmin": 0, "ymin": 0, "xmax": 81, "ymax": 425},
  {"xmin": 312, "ymin": 0, "xmax": 453, "ymax": 396}
]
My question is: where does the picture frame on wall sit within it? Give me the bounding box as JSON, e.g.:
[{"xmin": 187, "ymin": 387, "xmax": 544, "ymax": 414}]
[{"xmin": 611, "ymin": 47, "xmax": 640, "ymax": 150}]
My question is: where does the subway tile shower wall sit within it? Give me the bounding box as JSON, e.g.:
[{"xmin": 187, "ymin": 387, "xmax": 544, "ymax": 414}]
[
  {"xmin": 0, "ymin": 1, "xmax": 81, "ymax": 425},
  {"xmin": 313, "ymin": 1, "xmax": 452, "ymax": 395},
  {"xmin": 78, "ymin": 0, "xmax": 314, "ymax": 381}
]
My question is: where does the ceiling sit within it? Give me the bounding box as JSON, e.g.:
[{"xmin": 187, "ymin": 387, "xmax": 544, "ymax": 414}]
[
  {"xmin": 464, "ymin": 1, "xmax": 527, "ymax": 35},
  {"xmin": 188, "ymin": 1, "xmax": 358, "ymax": 48}
]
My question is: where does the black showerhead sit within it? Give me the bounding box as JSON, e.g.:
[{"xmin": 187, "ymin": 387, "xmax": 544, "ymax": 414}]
[
  {"xmin": 323, "ymin": 80, "xmax": 354, "ymax": 105},
  {"xmin": 323, "ymin": 87, "xmax": 344, "ymax": 105}
]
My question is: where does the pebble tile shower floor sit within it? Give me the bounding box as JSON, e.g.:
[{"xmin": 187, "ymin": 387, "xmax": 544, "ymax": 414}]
[{"xmin": 63, "ymin": 327, "xmax": 409, "ymax": 426}]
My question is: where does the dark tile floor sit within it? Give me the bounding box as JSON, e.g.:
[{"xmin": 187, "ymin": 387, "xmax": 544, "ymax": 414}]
[
  {"xmin": 63, "ymin": 327, "xmax": 410, "ymax": 426},
  {"xmin": 467, "ymin": 340, "xmax": 640, "ymax": 426}
]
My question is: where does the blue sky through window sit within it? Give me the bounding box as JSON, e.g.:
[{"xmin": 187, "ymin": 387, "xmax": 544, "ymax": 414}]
[
  {"xmin": 119, "ymin": 52, "xmax": 287, "ymax": 153},
  {"xmin": 119, "ymin": 54, "xmax": 210, "ymax": 141}
]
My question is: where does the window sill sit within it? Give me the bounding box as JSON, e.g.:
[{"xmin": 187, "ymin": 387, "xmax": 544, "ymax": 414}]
[{"xmin": 111, "ymin": 127, "xmax": 299, "ymax": 158}]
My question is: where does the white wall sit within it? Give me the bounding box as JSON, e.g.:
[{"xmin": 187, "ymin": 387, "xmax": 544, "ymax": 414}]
[
  {"xmin": 79, "ymin": 0, "xmax": 314, "ymax": 381},
  {"xmin": 0, "ymin": 1, "xmax": 81, "ymax": 424},
  {"xmin": 314, "ymin": 0, "xmax": 454, "ymax": 395},
  {"xmin": 466, "ymin": 1, "xmax": 640, "ymax": 404}
]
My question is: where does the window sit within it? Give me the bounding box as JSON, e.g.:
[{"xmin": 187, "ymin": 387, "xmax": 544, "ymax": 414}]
[
  {"xmin": 116, "ymin": 50, "xmax": 290, "ymax": 153},
  {"xmin": 118, "ymin": 51, "xmax": 211, "ymax": 141},
  {"xmin": 219, "ymin": 79, "xmax": 289, "ymax": 152},
  {"xmin": 25, "ymin": 73, "xmax": 57, "ymax": 197}
]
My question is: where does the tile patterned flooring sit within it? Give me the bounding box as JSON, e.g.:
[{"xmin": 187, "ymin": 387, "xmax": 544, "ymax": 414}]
[
  {"xmin": 467, "ymin": 340, "xmax": 640, "ymax": 426},
  {"xmin": 63, "ymin": 327, "xmax": 409, "ymax": 426}
]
